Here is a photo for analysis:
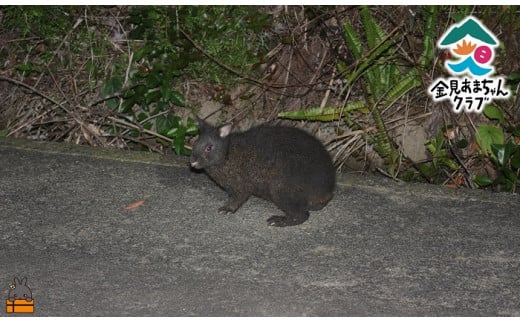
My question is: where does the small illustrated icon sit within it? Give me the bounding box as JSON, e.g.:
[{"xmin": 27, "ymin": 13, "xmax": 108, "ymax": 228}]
[{"xmin": 6, "ymin": 277, "xmax": 34, "ymax": 314}]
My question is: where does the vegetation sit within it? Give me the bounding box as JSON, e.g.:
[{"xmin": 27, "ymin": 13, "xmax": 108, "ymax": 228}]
[
  {"xmin": 1, "ymin": 5, "xmax": 519, "ymax": 192},
  {"xmin": 1, "ymin": 6, "xmax": 271, "ymax": 154}
]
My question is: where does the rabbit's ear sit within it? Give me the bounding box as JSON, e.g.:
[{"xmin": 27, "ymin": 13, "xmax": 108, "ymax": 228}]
[
  {"xmin": 14, "ymin": 277, "xmax": 20, "ymax": 285},
  {"xmin": 196, "ymin": 116, "xmax": 211, "ymax": 132},
  {"xmin": 219, "ymin": 123, "xmax": 233, "ymax": 138},
  {"xmin": 21, "ymin": 277, "xmax": 27, "ymax": 285}
]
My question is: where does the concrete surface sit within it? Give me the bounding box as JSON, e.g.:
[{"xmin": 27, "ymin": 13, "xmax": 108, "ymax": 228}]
[{"xmin": 0, "ymin": 138, "xmax": 518, "ymax": 316}]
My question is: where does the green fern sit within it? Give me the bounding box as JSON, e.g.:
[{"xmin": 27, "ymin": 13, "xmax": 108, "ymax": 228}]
[
  {"xmin": 385, "ymin": 69, "xmax": 422, "ymax": 102},
  {"xmin": 419, "ymin": 6, "xmax": 437, "ymax": 70},
  {"xmin": 277, "ymin": 6, "xmax": 435, "ymax": 176},
  {"xmin": 278, "ymin": 102, "xmax": 368, "ymax": 121},
  {"xmin": 342, "ymin": 6, "xmax": 406, "ymax": 174}
]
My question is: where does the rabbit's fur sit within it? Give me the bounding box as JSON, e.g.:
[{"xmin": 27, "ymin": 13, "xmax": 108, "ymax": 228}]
[{"xmin": 190, "ymin": 118, "xmax": 335, "ymax": 226}]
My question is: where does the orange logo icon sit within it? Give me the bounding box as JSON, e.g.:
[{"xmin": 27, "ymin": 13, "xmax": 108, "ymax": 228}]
[{"xmin": 5, "ymin": 277, "xmax": 34, "ymax": 314}]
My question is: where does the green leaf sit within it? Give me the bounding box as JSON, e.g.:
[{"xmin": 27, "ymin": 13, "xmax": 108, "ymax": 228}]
[
  {"xmin": 134, "ymin": 85, "xmax": 147, "ymax": 99},
  {"xmin": 145, "ymin": 89, "xmax": 162, "ymax": 105},
  {"xmin": 156, "ymin": 101, "xmax": 167, "ymax": 112},
  {"xmin": 146, "ymin": 72, "xmax": 162, "ymax": 89},
  {"xmin": 102, "ymin": 76, "xmax": 123, "ymax": 111},
  {"xmin": 343, "ymin": 33, "xmax": 395, "ymax": 93},
  {"xmin": 173, "ymin": 136, "xmax": 186, "ymax": 155},
  {"xmin": 278, "ymin": 103, "xmax": 367, "ymax": 122},
  {"xmin": 360, "ymin": 6, "xmax": 385, "ymax": 49},
  {"xmin": 0, "ymin": 129, "xmax": 8, "ymax": 138},
  {"xmin": 343, "ymin": 21, "xmax": 363, "ymax": 60},
  {"xmin": 512, "ymin": 125, "xmax": 520, "ymax": 137},
  {"xmin": 416, "ymin": 162, "xmax": 436, "ymax": 178},
  {"xmin": 137, "ymin": 112, "xmax": 148, "ymax": 122},
  {"xmin": 160, "ymin": 84, "xmax": 171, "ymax": 102},
  {"xmin": 508, "ymin": 72, "xmax": 520, "ymax": 82},
  {"xmin": 511, "ymin": 150, "xmax": 520, "ymax": 169},
  {"xmin": 492, "ymin": 140, "xmax": 517, "ymax": 166},
  {"xmin": 106, "ymin": 98, "xmax": 119, "ymax": 110},
  {"xmin": 15, "ymin": 63, "xmax": 34, "ymax": 73},
  {"xmin": 457, "ymin": 139, "xmax": 468, "ymax": 149},
  {"xmin": 134, "ymin": 45, "xmax": 151, "ymax": 61},
  {"xmin": 122, "ymin": 88, "xmax": 136, "ymax": 99},
  {"xmin": 185, "ymin": 117, "xmax": 199, "ymax": 135},
  {"xmin": 345, "ymin": 101, "xmax": 370, "ymax": 114},
  {"xmin": 476, "ymin": 125, "xmax": 504, "ymax": 156},
  {"xmin": 102, "ymin": 76, "xmax": 123, "ymax": 96},
  {"xmin": 169, "ymin": 91, "xmax": 185, "ymax": 107},
  {"xmin": 503, "ymin": 139, "xmax": 520, "ymax": 169},
  {"xmin": 473, "ymin": 175, "xmax": 492, "ymax": 187},
  {"xmin": 166, "ymin": 123, "xmax": 185, "ymax": 139},
  {"xmin": 483, "ymin": 105, "xmax": 504, "ymax": 123},
  {"xmin": 419, "ymin": 6, "xmax": 437, "ymax": 69},
  {"xmin": 504, "ymin": 168, "xmax": 518, "ymax": 183},
  {"xmin": 143, "ymin": 122, "xmax": 152, "ymax": 130},
  {"xmin": 491, "ymin": 144, "xmax": 507, "ymax": 166},
  {"xmin": 442, "ymin": 158, "xmax": 460, "ymax": 171},
  {"xmin": 385, "ymin": 70, "xmax": 421, "ymax": 102},
  {"xmin": 156, "ymin": 115, "xmax": 175, "ymax": 136},
  {"xmin": 504, "ymin": 139, "xmax": 517, "ymax": 165},
  {"xmin": 278, "ymin": 107, "xmax": 342, "ymax": 121},
  {"xmin": 120, "ymin": 97, "xmax": 135, "ymax": 113}
]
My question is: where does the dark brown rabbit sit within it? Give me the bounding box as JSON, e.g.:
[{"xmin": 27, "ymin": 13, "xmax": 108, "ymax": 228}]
[{"xmin": 190, "ymin": 118, "xmax": 335, "ymax": 227}]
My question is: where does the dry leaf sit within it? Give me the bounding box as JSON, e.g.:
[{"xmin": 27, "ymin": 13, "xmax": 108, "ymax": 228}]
[{"xmin": 124, "ymin": 199, "xmax": 145, "ymax": 210}]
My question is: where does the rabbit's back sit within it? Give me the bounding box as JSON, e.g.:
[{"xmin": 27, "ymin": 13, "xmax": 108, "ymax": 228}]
[{"xmin": 211, "ymin": 125, "xmax": 335, "ymax": 210}]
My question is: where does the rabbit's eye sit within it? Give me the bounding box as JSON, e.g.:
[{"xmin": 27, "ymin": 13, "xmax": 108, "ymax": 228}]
[{"xmin": 205, "ymin": 145, "xmax": 213, "ymax": 152}]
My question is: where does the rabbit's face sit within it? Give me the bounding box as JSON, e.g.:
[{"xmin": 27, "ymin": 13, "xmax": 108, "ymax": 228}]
[{"xmin": 190, "ymin": 121, "xmax": 231, "ymax": 169}]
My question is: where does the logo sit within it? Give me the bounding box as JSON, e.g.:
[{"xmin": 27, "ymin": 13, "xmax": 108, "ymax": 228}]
[
  {"xmin": 5, "ymin": 277, "xmax": 34, "ymax": 314},
  {"xmin": 428, "ymin": 16, "xmax": 510, "ymax": 112}
]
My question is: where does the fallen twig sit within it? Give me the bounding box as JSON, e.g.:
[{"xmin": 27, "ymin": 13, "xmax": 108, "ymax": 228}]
[{"xmin": 0, "ymin": 76, "xmax": 70, "ymax": 114}]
